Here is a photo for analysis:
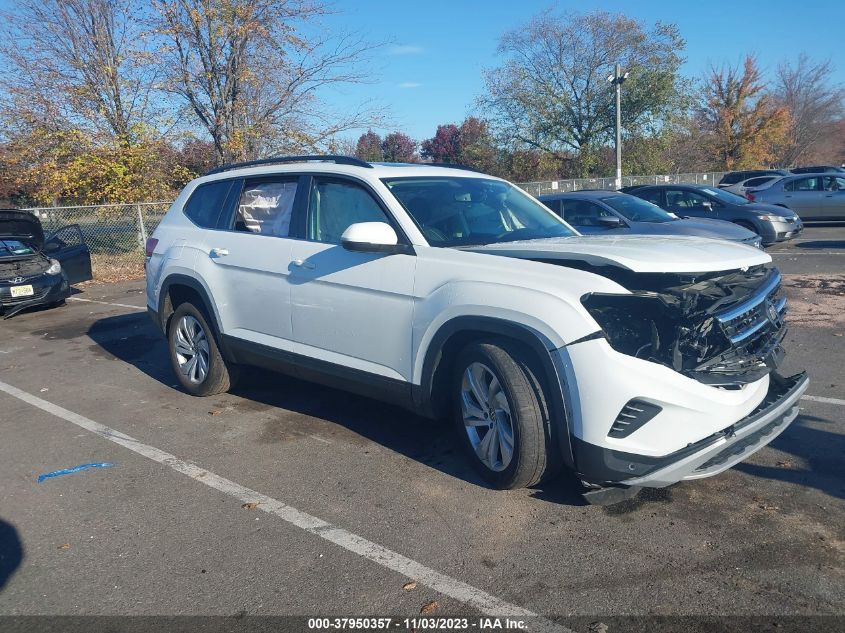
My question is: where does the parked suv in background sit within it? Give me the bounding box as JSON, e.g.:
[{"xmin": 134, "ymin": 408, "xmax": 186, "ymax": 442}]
[
  {"xmin": 718, "ymin": 169, "xmax": 789, "ymax": 188},
  {"xmin": 627, "ymin": 184, "xmax": 803, "ymax": 245},
  {"xmin": 789, "ymin": 165, "xmax": 845, "ymax": 175},
  {"xmin": 145, "ymin": 156, "xmax": 807, "ymax": 499},
  {"xmin": 538, "ymin": 191, "xmax": 761, "ymax": 248},
  {"xmin": 746, "ymin": 173, "xmax": 845, "ymax": 220}
]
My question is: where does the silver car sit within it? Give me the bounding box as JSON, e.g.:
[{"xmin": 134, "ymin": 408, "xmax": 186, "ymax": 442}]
[{"xmin": 747, "ymin": 173, "xmax": 845, "ymax": 220}]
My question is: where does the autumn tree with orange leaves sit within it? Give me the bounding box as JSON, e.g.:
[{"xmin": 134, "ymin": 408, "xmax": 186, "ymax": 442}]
[{"xmin": 698, "ymin": 56, "xmax": 791, "ymax": 170}]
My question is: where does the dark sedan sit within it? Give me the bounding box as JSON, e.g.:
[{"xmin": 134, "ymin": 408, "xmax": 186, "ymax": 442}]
[
  {"xmin": 625, "ymin": 184, "xmax": 803, "ymax": 246},
  {"xmin": 1, "ymin": 209, "xmax": 92, "ymax": 318},
  {"xmin": 539, "ymin": 191, "xmax": 762, "ymax": 247}
]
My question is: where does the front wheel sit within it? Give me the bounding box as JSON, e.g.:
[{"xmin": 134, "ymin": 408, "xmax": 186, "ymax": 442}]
[
  {"xmin": 168, "ymin": 302, "xmax": 239, "ymax": 396},
  {"xmin": 453, "ymin": 340, "xmax": 558, "ymax": 489}
]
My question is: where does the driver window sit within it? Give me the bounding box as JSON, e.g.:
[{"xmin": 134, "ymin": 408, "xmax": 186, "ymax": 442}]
[
  {"xmin": 823, "ymin": 176, "xmax": 845, "ymax": 191},
  {"xmin": 560, "ymin": 200, "xmax": 611, "ymax": 226},
  {"xmin": 307, "ymin": 178, "xmax": 391, "ymax": 244},
  {"xmin": 669, "ymin": 190, "xmax": 709, "ymax": 208}
]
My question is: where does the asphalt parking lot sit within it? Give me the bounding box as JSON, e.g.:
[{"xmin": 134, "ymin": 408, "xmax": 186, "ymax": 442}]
[{"xmin": 0, "ymin": 226, "xmax": 843, "ymax": 631}]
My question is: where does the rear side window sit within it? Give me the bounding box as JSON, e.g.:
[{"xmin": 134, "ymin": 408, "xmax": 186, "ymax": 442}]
[
  {"xmin": 720, "ymin": 173, "xmax": 744, "ymax": 185},
  {"xmin": 183, "ymin": 180, "xmax": 233, "ymax": 228},
  {"xmin": 785, "ymin": 177, "xmax": 820, "ymax": 192},
  {"xmin": 744, "ymin": 176, "xmax": 774, "ymax": 187},
  {"xmin": 234, "ymin": 178, "xmax": 299, "ymax": 237},
  {"xmin": 542, "ymin": 199, "xmax": 562, "ymax": 215},
  {"xmin": 637, "ymin": 188, "xmax": 663, "ymax": 206}
]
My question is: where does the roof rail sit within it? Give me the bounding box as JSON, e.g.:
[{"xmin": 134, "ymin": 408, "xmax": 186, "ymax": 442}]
[
  {"xmin": 205, "ymin": 155, "xmax": 373, "ymax": 176},
  {"xmin": 425, "ymin": 162, "xmax": 485, "ymax": 173}
]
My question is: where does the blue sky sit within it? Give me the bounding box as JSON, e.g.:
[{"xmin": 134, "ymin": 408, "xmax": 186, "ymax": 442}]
[{"xmin": 322, "ymin": 0, "xmax": 844, "ymax": 140}]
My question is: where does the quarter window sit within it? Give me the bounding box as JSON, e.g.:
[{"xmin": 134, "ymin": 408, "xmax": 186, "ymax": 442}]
[
  {"xmin": 183, "ymin": 180, "xmax": 233, "ymax": 229},
  {"xmin": 307, "ymin": 178, "xmax": 391, "ymax": 244},
  {"xmin": 235, "ymin": 179, "xmax": 298, "ymax": 237}
]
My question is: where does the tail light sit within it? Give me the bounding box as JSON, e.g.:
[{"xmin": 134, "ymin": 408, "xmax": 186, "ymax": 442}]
[
  {"xmin": 144, "ymin": 238, "xmax": 159, "ymax": 258},
  {"xmin": 745, "ymin": 191, "xmax": 756, "ymax": 202}
]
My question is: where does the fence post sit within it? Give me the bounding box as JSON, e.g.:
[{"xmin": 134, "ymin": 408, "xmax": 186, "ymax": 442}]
[{"xmin": 136, "ymin": 204, "xmax": 147, "ymax": 249}]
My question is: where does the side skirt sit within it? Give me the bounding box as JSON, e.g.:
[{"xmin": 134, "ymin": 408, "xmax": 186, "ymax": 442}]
[{"xmin": 221, "ymin": 334, "xmax": 414, "ymax": 410}]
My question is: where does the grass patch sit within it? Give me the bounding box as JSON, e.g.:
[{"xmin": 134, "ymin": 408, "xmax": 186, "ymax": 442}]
[{"xmin": 84, "ymin": 251, "xmax": 146, "ymax": 284}]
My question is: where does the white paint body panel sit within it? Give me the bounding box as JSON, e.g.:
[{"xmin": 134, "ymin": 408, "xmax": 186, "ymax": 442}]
[{"xmin": 146, "ymin": 161, "xmax": 787, "ymax": 486}]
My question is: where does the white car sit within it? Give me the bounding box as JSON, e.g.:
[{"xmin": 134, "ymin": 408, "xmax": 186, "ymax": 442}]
[
  {"xmin": 722, "ymin": 175, "xmax": 783, "ymax": 197},
  {"xmin": 144, "ymin": 156, "xmax": 808, "ymax": 500}
]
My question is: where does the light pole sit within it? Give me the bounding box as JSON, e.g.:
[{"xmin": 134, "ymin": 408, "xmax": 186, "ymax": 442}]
[{"xmin": 607, "ymin": 64, "xmax": 629, "ymax": 190}]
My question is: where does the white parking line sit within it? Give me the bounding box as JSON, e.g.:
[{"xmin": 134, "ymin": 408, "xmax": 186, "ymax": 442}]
[
  {"xmin": 802, "ymin": 394, "xmax": 845, "ymax": 406},
  {"xmin": 68, "ymin": 297, "xmax": 146, "ymax": 311},
  {"xmin": 0, "ymin": 378, "xmax": 569, "ymax": 631}
]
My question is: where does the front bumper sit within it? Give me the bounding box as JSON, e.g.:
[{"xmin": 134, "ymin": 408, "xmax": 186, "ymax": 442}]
[
  {"xmin": 769, "ymin": 218, "xmax": 803, "ymax": 242},
  {"xmin": 0, "ymin": 273, "xmax": 69, "ymax": 317},
  {"xmin": 572, "ymin": 371, "xmax": 808, "ymax": 488}
]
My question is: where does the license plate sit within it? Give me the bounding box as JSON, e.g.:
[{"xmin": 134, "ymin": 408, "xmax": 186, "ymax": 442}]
[{"xmin": 10, "ymin": 285, "xmax": 34, "ymax": 298}]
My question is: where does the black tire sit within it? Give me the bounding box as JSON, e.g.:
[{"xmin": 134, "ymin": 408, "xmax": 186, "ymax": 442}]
[
  {"xmin": 167, "ymin": 302, "xmax": 239, "ymax": 396},
  {"xmin": 452, "ymin": 339, "xmax": 559, "ymax": 489}
]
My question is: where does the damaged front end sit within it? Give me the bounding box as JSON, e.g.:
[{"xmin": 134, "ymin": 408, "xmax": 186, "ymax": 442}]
[{"xmin": 580, "ymin": 265, "xmax": 787, "ymax": 387}]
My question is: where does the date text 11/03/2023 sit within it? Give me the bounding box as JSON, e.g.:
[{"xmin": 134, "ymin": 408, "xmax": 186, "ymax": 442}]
[{"xmin": 307, "ymin": 617, "xmax": 529, "ymax": 630}]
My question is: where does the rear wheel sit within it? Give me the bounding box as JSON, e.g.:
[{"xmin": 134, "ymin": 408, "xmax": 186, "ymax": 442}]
[
  {"xmin": 453, "ymin": 340, "xmax": 558, "ymax": 489},
  {"xmin": 168, "ymin": 302, "xmax": 238, "ymax": 396}
]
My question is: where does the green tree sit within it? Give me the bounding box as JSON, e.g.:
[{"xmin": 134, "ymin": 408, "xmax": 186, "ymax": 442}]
[{"xmin": 480, "ymin": 10, "xmax": 687, "ymax": 177}]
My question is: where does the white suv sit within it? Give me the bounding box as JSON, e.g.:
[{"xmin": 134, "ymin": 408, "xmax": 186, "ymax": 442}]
[{"xmin": 145, "ymin": 156, "xmax": 808, "ymax": 498}]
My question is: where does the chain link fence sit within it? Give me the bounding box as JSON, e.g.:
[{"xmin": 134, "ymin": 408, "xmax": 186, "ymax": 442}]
[
  {"xmin": 516, "ymin": 172, "xmax": 727, "ymax": 197},
  {"xmin": 24, "ymin": 202, "xmax": 171, "ymax": 282}
]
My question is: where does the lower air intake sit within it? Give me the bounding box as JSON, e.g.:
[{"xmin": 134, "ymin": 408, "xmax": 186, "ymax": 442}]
[{"xmin": 608, "ymin": 399, "xmax": 662, "ymax": 438}]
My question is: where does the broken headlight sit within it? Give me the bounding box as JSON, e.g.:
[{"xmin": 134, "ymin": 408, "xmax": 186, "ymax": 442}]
[
  {"xmin": 46, "ymin": 258, "xmax": 62, "ymax": 275},
  {"xmin": 581, "ymin": 293, "xmax": 673, "ymax": 360}
]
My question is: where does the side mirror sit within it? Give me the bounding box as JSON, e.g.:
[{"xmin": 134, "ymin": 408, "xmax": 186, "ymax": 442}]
[
  {"xmin": 341, "ymin": 222, "xmax": 403, "ymax": 253},
  {"xmin": 597, "ymin": 215, "xmax": 625, "ymax": 228}
]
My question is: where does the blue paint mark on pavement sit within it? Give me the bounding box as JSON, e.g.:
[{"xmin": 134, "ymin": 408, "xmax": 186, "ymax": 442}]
[{"xmin": 37, "ymin": 462, "xmax": 115, "ymax": 483}]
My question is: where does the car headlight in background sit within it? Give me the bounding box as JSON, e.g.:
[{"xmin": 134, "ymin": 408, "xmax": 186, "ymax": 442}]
[
  {"xmin": 756, "ymin": 214, "xmax": 785, "ymax": 222},
  {"xmin": 46, "ymin": 259, "xmax": 62, "ymax": 275}
]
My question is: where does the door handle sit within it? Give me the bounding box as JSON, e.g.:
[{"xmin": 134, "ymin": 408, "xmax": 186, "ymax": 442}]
[
  {"xmin": 210, "ymin": 248, "xmax": 229, "ymax": 258},
  {"xmin": 292, "ymin": 259, "xmax": 316, "ymax": 270}
]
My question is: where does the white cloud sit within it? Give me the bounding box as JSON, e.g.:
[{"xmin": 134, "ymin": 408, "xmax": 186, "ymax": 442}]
[
  {"xmin": 397, "ymin": 82, "xmax": 422, "ymax": 89},
  {"xmin": 389, "ymin": 45, "xmax": 423, "ymax": 56}
]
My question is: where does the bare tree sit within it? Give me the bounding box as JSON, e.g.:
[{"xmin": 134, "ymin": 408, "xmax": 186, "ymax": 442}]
[
  {"xmin": 479, "ymin": 10, "xmax": 687, "ymax": 177},
  {"xmin": 773, "ymin": 54, "xmax": 845, "ymax": 166},
  {"xmin": 153, "ymin": 0, "xmax": 383, "ymax": 163},
  {"xmin": 0, "ymin": 0, "xmax": 160, "ymax": 144}
]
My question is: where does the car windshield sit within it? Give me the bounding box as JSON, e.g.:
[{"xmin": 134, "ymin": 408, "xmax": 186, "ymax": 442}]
[
  {"xmin": 382, "ymin": 176, "xmax": 577, "ymax": 246},
  {"xmin": 600, "ymin": 195, "xmax": 676, "ymax": 223},
  {"xmin": 700, "ymin": 187, "xmax": 749, "ymax": 205},
  {"xmin": 0, "ymin": 239, "xmax": 36, "ymax": 258}
]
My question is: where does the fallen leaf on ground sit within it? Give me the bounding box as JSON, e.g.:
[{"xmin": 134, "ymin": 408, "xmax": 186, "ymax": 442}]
[
  {"xmin": 402, "ymin": 581, "xmax": 417, "ymax": 591},
  {"xmin": 57, "ymin": 543, "xmax": 70, "ymax": 550},
  {"xmin": 420, "ymin": 600, "xmax": 438, "ymax": 614},
  {"xmin": 776, "ymin": 459, "xmax": 795, "ymax": 468},
  {"xmin": 208, "ymin": 410, "xmax": 221, "ymax": 416},
  {"xmin": 588, "ymin": 622, "xmax": 609, "ymax": 633},
  {"xmin": 759, "ymin": 504, "xmax": 779, "ymax": 511},
  {"xmin": 241, "ymin": 502, "xmax": 260, "ymax": 510}
]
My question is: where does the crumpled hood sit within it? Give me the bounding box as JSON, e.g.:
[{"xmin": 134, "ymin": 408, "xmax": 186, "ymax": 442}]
[
  {"xmin": 651, "ymin": 217, "xmax": 757, "ymax": 241},
  {"xmin": 0, "ymin": 209, "xmax": 44, "ymax": 249},
  {"xmin": 466, "ymin": 234, "xmax": 771, "ymax": 273}
]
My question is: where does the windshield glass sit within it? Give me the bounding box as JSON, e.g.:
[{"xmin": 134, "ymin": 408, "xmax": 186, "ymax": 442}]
[
  {"xmin": 382, "ymin": 176, "xmax": 577, "ymax": 246},
  {"xmin": 0, "ymin": 239, "xmax": 36, "ymax": 258},
  {"xmin": 700, "ymin": 187, "xmax": 748, "ymax": 205},
  {"xmin": 600, "ymin": 195, "xmax": 675, "ymax": 223}
]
